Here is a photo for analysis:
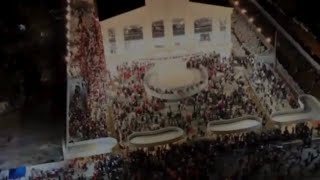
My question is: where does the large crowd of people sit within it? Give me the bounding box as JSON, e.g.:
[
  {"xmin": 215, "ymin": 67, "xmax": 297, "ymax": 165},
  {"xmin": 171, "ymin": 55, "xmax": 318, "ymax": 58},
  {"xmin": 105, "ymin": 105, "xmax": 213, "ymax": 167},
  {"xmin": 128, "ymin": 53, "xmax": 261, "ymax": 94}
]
[
  {"xmin": 67, "ymin": 1, "xmax": 109, "ymax": 142},
  {"xmin": 12, "ymin": 123, "xmax": 319, "ymax": 180},
  {"xmin": 68, "ymin": 84, "xmax": 108, "ymax": 142},
  {"xmin": 234, "ymin": 0, "xmax": 320, "ymax": 100},
  {"xmin": 64, "ymin": 0, "xmax": 307, "ymax": 145},
  {"xmin": 250, "ymin": 62, "xmax": 298, "ymax": 114},
  {"xmin": 108, "ymin": 52, "xmax": 266, "ymax": 142},
  {"xmin": 231, "ymin": 10, "xmax": 298, "ymax": 114},
  {"xmin": 28, "ymin": 154, "xmax": 124, "ymax": 180},
  {"xmin": 56, "ymin": 1, "xmax": 320, "ymax": 179},
  {"xmin": 127, "ymin": 123, "xmax": 315, "ymax": 180}
]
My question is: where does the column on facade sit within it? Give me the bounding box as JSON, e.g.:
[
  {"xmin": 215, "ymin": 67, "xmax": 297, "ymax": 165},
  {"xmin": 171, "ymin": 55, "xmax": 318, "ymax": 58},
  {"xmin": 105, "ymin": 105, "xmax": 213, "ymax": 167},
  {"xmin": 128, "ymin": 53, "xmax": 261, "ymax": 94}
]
[
  {"xmin": 226, "ymin": 14, "xmax": 232, "ymax": 45},
  {"xmin": 164, "ymin": 18, "xmax": 174, "ymax": 51},
  {"xmin": 184, "ymin": 15, "xmax": 195, "ymax": 53},
  {"xmin": 115, "ymin": 27, "xmax": 124, "ymax": 54},
  {"xmin": 143, "ymin": 17, "xmax": 153, "ymax": 56}
]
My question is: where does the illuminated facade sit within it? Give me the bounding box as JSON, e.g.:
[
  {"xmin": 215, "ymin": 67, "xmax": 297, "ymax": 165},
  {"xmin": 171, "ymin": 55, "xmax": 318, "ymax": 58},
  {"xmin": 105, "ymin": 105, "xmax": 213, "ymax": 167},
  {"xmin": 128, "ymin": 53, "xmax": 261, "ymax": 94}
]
[{"xmin": 100, "ymin": 0, "xmax": 233, "ymax": 60}]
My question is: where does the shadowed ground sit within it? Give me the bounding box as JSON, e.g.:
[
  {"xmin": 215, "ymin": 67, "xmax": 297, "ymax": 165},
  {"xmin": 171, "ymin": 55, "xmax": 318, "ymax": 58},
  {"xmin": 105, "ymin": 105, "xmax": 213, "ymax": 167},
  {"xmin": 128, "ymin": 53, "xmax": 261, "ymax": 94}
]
[{"xmin": 0, "ymin": 104, "xmax": 63, "ymax": 169}]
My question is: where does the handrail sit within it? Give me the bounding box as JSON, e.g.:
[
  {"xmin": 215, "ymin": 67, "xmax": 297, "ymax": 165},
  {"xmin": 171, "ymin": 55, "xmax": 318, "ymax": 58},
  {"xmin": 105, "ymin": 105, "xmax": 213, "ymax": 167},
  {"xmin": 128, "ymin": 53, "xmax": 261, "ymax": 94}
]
[{"xmin": 249, "ymin": 0, "xmax": 320, "ymax": 71}]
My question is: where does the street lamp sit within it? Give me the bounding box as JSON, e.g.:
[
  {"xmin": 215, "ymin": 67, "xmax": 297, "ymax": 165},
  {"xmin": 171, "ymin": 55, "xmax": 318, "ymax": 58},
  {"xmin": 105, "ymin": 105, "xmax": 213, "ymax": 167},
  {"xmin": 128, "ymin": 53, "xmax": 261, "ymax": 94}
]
[
  {"xmin": 266, "ymin": 37, "xmax": 271, "ymax": 43},
  {"xmin": 256, "ymin": 27, "xmax": 262, "ymax": 33}
]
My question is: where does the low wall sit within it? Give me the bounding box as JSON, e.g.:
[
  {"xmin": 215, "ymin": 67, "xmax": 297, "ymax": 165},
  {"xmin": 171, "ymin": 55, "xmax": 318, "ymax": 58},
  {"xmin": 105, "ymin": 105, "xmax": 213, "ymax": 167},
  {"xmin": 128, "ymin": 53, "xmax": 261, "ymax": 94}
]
[
  {"xmin": 64, "ymin": 137, "xmax": 118, "ymax": 159},
  {"xmin": 127, "ymin": 127, "xmax": 185, "ymax": 148},
  {"xmin": 271, "ymin": 96, "xmax": 306, "ymax": 119},
  {"xmin": 207, "ymin": 115, "xmax": 262, "ymax": 134},
  {"xmin": 271, "ymin": 94, "xmax": 320, "ymax": 125}
]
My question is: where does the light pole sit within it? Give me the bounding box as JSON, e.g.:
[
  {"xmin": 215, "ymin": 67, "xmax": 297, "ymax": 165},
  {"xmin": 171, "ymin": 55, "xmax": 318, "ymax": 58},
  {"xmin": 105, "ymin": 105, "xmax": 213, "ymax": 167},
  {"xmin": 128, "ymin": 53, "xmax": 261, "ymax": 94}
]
[{"xmin": 274, "ymin": 30, "xmax": 278, "ymax": 69}]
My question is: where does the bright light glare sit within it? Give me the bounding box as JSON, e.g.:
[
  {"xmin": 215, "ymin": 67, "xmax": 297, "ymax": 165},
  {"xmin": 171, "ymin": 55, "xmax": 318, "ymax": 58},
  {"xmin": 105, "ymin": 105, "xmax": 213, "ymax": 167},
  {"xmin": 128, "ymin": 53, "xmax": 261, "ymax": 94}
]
[
  {"xmin": 266, "ymin": 37, "xmax": 271, "ymax": 43},
  {"xmin": 241, "ymin": 9, "xmax": 247, "ymax": 14},
  {"xmin": 257, "ymin": 27, "xmax": 262, "ymax": 32}
]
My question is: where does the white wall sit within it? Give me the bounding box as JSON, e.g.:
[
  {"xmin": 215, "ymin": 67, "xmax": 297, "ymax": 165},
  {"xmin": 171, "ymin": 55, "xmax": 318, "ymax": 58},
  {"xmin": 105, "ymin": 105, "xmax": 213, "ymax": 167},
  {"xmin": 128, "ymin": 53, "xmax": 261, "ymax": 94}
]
[{"xmin": 100, "ymin": 0, "xmax": 233, "ymax": 61}]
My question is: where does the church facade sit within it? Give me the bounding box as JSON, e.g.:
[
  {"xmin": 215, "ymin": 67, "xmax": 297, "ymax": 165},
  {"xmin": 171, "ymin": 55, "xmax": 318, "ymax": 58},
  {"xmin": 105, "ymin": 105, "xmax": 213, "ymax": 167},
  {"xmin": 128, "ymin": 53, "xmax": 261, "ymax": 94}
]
[{"xmin": 100, "ymin": 0, "xmax": 233, "ymax": 60}]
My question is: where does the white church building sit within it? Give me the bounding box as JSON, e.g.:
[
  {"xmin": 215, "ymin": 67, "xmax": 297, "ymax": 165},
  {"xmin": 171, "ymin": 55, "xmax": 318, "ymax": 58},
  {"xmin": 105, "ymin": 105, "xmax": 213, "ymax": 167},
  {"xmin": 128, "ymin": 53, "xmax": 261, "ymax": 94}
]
[{"xmin": 100, "ymin": 0, "xmax": 233, "ymax": 61}]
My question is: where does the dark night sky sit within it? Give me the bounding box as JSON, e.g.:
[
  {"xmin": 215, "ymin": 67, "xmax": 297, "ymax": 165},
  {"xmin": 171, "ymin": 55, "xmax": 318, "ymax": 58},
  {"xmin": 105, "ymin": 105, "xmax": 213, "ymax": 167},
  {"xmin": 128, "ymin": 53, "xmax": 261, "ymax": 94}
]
[
  {"xmin": 96, "ymin": 0, "xmax": 145, "ymax": 20},
  {"xmin": 96, "ymin": 0, "xmax": 231, "ymax": 21},
  {"xmin": 259, "ymin": 0, "xmax": 319, "ymax": 39}
]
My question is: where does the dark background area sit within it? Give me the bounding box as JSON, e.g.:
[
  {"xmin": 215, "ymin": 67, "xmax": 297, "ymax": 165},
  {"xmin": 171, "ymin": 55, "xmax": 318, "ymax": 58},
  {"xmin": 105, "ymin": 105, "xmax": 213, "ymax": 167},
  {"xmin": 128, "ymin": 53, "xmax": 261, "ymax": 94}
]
[
  {"xmin": 0, "ymin": 0, "xmax": 67, "ymax": 168},
  {"xmin": 258, "ymin": 0, "xmax": 320, "ymax": 39},
  {"xmin": 0, "ymin": 0, "xmax": 66, "ymax": 122},
  {"xmin": 96, "ymin": 0, "xmax": 231, "ymax": 20}
]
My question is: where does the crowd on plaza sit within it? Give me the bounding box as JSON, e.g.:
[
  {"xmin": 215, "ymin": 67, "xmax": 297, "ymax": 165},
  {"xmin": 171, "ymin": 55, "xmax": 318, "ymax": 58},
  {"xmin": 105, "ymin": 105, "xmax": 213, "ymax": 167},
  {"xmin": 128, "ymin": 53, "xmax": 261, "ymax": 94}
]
[
  {"xmin": 250, "ymin": 62, "xmax": 298, "ymax": 114},
  {"xmin": 231, "ymin": 11, "xmax": 298, "ymax": 114},
  {"xmin": 232, "ymin": 0, "xmax": 320, "ymax": 100},
  {"xmin": 68, "ymin": 84, "xmax": 108, "ymax": 142},
  {"xmin": 65, "ymin": 0, "xmax": 302, "ymax": 145},
  {"xmin": 127, "ymin": 123, "xmax": 316, "ymax": 180},
  {"xmin": 28, "ymin": 154, "xmax": 124, "ymax": 180},
  {"xmin": 67, "ymin": 2, "xmax": 109, "ymax": 142},
  {"xmin": 108, "ymin": 52, "xmax": 263, "ymax": 142},
  {"xmin": 55, "ymin": 2, "xmax": 320, "ymax": 179},
  {"xmin": 9, "ymin": 123, "xmax": 318, "ymax": 180}
]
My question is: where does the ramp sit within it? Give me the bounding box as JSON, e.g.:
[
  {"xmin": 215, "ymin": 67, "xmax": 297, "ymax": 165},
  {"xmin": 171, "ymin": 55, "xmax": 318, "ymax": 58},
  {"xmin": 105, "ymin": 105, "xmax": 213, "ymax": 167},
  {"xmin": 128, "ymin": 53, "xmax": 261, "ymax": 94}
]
[{"xmin": 271, "ymin": 94, "xmax": 320, "ymax": 125}]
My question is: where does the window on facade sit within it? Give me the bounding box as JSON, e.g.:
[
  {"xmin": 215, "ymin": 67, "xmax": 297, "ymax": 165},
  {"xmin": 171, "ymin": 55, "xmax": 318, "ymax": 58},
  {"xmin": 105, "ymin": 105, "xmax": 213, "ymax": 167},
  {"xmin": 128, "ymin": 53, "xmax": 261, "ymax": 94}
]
[
  {"xmin": 110, "ymin": 43, "xmax": 116, "ymax": 54},
  {"xmin": 108, "ymin": 29, "xmax": 116, "ymax": 43},
  {"xmin": 172, "ymin": 18, "xmax": 185, "ymax": 36},
  {"xmin": 155, "ymin": 45, "xmax": 164, "ymax": 48},
  {"xmin": 152, "ymin": 20, "xmax": 165, "ymax": 38},
  {"xmin": 194, "ymin": 17, "xmax": 212, "ymax": 33},
  {"xmin": 200, "ymin": 33, "xmax": 211, "ymax": 41},
  {"xmin": 220, "ymin": 19, "xmax": 227, "ymax": 32},
  {"xmin": 124, "ymin": 25, "xmax": 143, "ymax": 41}
]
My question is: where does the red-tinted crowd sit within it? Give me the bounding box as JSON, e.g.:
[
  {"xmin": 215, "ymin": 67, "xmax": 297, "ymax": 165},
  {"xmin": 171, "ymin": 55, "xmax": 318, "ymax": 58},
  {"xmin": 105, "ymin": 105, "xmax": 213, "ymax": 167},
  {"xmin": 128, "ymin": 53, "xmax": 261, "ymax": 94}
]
[
  {"xmin": 108, "ymin": 52, "xmax": 260, "ymax": 142},
  {"xmin": 67, "ymin": 2, "xmax": 109, "ymax": 142}
]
